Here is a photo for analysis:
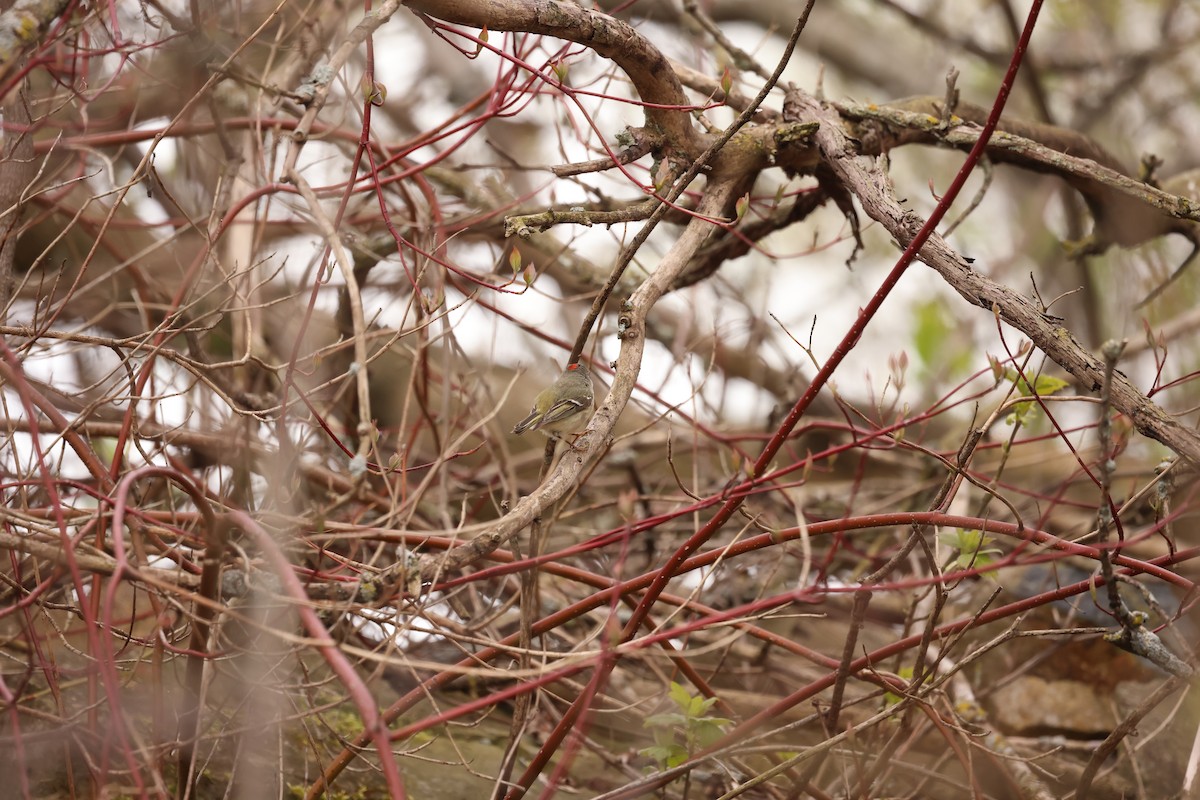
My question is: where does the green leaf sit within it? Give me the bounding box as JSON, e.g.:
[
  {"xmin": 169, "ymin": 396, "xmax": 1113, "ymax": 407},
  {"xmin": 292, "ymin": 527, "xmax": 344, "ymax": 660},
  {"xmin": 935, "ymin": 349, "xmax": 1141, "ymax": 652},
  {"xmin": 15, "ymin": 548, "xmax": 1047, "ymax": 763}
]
[
  {"xmin": 883, "ymin": 666, "xmax": 914, "ymax": 708},
  {"xmin": 644, "ymin": 712, "xmax": 685, "ymax": 730},
  {"xmin": 988, "ymin": 354, "xmax": 1004, "ymax": 383},
  {"xmin": 912, "ymin": 300, "xmax": 949, "ymax": 367},
  {"xmin": 692, "ymin": 718, "xmax": 733, "ymax": 748},
  {"xmin": 1003, "ymin": 370, "xmax": 1069, "ymax": 425},
  {"xmin": 735, "ymin": 193, "xmax": 749, "ymax": 221},
  {"xmin": 668, "ymin": 681, "xmax": 692, "ymax": 710},
  {"xmin": 639, "ymin": 744, "xmax": 687, "ymax": 768},
  {"xmin": 1031, "ymin": 374, "xmax": 1069, "ymax": 396},
  {"xmin": 911, "ymin": 299, "xmax": 974, "ymax": 378},
  {"xmin": 938, "ymin": 528, "xmax": 1002, "ymax": 573}
]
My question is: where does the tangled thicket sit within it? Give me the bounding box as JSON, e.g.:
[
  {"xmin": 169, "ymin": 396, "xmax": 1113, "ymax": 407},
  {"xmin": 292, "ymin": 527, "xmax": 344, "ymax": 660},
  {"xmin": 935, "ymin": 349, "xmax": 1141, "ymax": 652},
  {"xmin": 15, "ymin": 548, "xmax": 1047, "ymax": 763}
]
[{"xmin": 1, "ymin": 1, "xmax": 1199, "ymax": 799}]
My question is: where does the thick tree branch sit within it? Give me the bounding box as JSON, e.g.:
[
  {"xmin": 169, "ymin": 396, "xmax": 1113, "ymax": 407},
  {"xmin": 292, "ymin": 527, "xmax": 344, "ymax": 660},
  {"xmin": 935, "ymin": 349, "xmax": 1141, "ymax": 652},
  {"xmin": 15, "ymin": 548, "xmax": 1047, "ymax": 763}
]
[
  {"xmin": 796, "ymin": 93, "xmax": 1200, "ymax": 464},
  {"xmin": 843, "ymin": 96, "xmax": 1200, "ymax": 251},
  {"xmin": 410, "ymin": 179, "xmax": 741, "ymax": 582},
  {"xmin": 402, "ymin": 0, "xmax": 703, "ymax": 153}
]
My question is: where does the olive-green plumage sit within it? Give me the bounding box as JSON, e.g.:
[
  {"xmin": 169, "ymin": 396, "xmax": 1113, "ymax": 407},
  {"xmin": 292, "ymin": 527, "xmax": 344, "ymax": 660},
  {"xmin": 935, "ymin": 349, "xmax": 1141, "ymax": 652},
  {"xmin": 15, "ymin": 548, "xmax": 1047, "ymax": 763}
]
[{"xmin": 512, "ymin": 363, "xmax": 594, "ymax": 435}]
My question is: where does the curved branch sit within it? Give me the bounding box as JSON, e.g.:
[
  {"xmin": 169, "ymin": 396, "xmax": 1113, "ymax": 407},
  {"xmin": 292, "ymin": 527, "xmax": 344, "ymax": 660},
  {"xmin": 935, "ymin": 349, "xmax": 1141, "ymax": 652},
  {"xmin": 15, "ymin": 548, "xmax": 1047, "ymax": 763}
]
[
  {"xmin": 844, "ymin": 96, "xmax": 1200, "ymax": 250},
  {"xmin": 800, "ymin": 94, "xmax": 1200, "ymax": 464},
  {"xmin": 402, "ymin": 0, "xmax": 703, "ymax": 153},
  {"xmin": 411, "ymin": 178, "xmax": 743, "ymax": 583}
]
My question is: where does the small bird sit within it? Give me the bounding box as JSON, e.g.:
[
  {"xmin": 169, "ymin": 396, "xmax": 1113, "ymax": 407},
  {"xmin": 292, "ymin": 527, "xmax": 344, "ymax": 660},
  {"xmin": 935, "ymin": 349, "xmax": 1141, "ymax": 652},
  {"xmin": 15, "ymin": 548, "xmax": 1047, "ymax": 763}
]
[{"xmin": 512, "ymin": 362, "xmax": 594, "ymax": 437}]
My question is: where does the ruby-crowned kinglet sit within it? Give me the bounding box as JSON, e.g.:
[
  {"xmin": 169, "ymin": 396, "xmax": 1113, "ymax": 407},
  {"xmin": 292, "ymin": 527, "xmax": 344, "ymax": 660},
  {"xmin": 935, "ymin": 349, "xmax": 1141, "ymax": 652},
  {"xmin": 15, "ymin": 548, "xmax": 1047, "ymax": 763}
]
[{"xmin": 512, "ymin": 363, "xmax": 594, "ymax": 436}]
